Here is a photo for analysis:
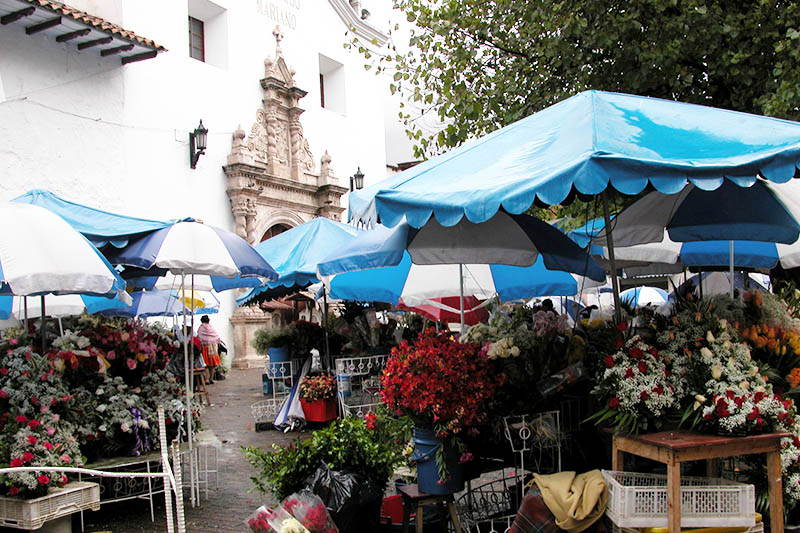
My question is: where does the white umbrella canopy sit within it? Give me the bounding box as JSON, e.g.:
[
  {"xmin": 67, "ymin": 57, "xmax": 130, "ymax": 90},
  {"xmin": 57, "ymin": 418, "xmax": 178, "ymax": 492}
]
[{"xmin": 0, "ymin": 203, "xmax": 128, "ymax": 297}]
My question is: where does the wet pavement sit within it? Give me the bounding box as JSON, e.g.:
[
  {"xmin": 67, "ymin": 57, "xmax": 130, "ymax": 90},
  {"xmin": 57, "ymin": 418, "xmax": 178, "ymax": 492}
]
[{"xmin": 79, "ymin": 366, "xmax": 301, "ymax": 533}]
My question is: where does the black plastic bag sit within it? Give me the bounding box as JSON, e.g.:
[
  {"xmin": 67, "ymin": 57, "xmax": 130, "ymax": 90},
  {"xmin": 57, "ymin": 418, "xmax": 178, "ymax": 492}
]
[{"xmin": 304, "ymin": 462, "xmax": 382, "ymax": 533}]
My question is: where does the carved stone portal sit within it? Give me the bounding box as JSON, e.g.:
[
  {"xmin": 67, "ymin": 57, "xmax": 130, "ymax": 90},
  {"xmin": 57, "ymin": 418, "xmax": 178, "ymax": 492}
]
[{"xmin": 225, "ymin": 26, "xmax": 347, "ymax": 369}]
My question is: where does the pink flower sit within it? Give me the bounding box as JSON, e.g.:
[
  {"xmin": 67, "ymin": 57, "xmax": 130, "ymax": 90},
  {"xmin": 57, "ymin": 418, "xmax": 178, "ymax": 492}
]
[
  {"xmin": 8, "ymin": 338, "xmax": 18, "ymax": 346},
  {"xmin": 46, "ymin": 427, "xmax": 56, "ymax": 436},
  {"xmin": 0, "ymin": 390, "xmax": 7, "ymax": 399},
  {"xmin": 126, "ymin": 358, "xmax": 137, "ymax": 370},
  {"xmin": 60, "ymin": 454, "xmax": 71, "ymax": 464}
]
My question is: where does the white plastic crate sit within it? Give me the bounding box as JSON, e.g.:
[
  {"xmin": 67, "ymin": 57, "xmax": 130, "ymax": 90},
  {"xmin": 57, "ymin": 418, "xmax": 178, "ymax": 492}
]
[
  {"xmin": 602, "ymin": 470, "xmax": 755, "ymax": 528},
  {"xmin": 0, "ymin": 481, "xmax": 100, "ymax": 529},
  {"xmin": 608, "ymin": 519, "xmax": 763, "ymax": 533}
]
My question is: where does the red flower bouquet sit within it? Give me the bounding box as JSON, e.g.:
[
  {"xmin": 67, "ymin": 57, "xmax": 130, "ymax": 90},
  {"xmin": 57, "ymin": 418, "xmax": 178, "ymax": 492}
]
[{"xmin": 381, "ymin": 329, "xmax": 504, "ymax": 438}]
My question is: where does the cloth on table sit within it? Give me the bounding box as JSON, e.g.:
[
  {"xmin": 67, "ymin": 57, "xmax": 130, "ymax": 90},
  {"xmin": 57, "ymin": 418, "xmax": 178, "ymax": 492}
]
[
  {"xmin": 510, "ymin": 485, "xmax": 558, "ymax": 533},
  {"xmin": 531, "ymin": 470, "xmax": 607, "ymax": 533}
]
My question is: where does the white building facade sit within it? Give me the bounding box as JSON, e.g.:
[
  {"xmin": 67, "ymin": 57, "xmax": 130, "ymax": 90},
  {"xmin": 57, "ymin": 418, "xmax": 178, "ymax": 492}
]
[{"xmin": 0, "ymin": 0, "xmax": 396, "ymax": 366}]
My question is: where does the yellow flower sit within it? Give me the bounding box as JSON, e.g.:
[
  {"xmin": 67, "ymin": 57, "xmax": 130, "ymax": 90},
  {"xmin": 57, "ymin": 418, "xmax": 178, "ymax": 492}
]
[
  {"xmin": 712, "ymin": 365, "xmax": 723, "ymax": 380},
  {"xmin": 740, "ymin": 381, "xmax": 750, "ymax": 391},
  {"xmin": 706, "ymin": 331, "xmax": 716, "ymax": 343},
  {"xmin": 693, "ymin": 394, "xmax": 707, "ymax": 411},
  {"xmin": 700, "ymin": 347, "xmax": 713, "ymax": 360}
]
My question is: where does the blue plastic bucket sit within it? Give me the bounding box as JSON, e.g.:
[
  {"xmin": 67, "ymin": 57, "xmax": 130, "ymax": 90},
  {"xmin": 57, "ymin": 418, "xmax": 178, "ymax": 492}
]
[
  {"xmin": 261, "ymin": 374, "xmax": 272, "ymax": 395},
  {"xmin": 268, "ymin": 346, "xmax": 289, "ymax": 363},
  {"xmin": 412, "ymin": 428, "xmax": 464, "ymax": 495}
]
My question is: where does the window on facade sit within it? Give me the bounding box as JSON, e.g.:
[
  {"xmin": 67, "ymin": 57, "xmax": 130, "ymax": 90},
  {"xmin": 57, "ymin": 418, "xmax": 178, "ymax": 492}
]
[
  {"xmin": 188, "ymin": 16, "xmax": 205, "ymax": 61},
  {"xmin": 187, "ymin": 0, "xmax": 228, "ymax": 69},
  {"xmin": 318, "ymin": 54, "xmax": 346, "ymax": 114}
]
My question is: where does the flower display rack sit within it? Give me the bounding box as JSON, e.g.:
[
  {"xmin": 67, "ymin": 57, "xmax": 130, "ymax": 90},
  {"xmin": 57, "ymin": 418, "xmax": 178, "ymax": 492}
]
[
  {"xmin": 455, "ymin": 475, "xmax": 520, "ymax": 532},
  {"xmin": 262, "ymin": 360, "xmax": 293, "ymax": 397},
  {"xmin": 602, "ymin": 470, "xmax": 756, "ymax": 529},
  {"xmin": 334, "ymin": 354, "xmax": 388, "ymax": 419},
  {"xmin": 503, "ymin": 411, "xmax": 563, "ymax": 475},
  {"xmin": 0, "ymin": 481, "xmax": 100, "ymax": 530},
  {"xmin": 250, "ymin": 398, "xmax": 284, "ymax": 426}
]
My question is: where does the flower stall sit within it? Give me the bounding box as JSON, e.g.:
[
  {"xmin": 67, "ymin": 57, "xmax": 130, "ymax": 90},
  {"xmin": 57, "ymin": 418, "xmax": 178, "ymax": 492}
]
[{"xmin": 0, "ymin": 314, "xmax": 197, "ymax": 503}]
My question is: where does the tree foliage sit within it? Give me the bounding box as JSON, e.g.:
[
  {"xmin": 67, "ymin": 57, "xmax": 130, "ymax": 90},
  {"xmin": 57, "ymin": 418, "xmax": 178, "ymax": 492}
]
[{"xmin": 355, "ymin": 0, "xmax": 800, "ymax": 160}]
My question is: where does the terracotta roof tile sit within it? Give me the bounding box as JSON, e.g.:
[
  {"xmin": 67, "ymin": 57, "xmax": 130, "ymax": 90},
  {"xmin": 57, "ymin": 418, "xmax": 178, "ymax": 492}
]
[{"xmin": 23, "ymin": 0, "xmax": 166, "ymax": 51}]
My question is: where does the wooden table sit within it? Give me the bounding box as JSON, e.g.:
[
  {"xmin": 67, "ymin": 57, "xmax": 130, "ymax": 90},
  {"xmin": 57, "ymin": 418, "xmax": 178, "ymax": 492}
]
[
  {"xmin": 397, "ymin": 483, "xmax": 462, "ymax": 533},
  {"xmin": 612, "ymin": 430, "xmax": 789, "ymax": 533}
]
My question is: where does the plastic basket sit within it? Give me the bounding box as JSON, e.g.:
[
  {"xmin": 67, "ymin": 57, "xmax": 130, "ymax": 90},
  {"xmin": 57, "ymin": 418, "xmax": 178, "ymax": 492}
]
[
  {"xmin": 608, "ymin": 517, "xmax": 763, "ymax": 533},
  {"xmin": 250, "ymin": 398, "xmax": 283, "ymax": 425},
  {"xmin": 603, "ymin": 470, "xmax": 755, "ymax": 528},
  {"xmin": 0, "ymin": 481, "xmax": 100, "ymax": 529}
]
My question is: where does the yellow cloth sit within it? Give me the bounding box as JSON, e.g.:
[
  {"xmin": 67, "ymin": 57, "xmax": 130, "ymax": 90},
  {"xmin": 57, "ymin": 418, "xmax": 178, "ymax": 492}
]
[{"xmin": 531, "ymin": 470, "xmax": 607, "ymax": 533}]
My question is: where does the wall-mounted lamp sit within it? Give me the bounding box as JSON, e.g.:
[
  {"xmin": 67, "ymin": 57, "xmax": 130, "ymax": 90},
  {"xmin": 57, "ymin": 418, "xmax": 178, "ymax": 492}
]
[
  {"xmin": 350, "ymin": 167, "xmax": 364, "ymax": 192},
  {"xmin": 189, "ymin": 120, "xmax": 208, "ymax": 169}
]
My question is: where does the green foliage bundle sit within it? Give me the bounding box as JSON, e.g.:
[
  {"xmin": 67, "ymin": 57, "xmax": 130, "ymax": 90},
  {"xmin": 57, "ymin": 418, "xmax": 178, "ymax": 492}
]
[{"xmin": 244, "ymin": 411, "xmax": 410, "ymax": 500}]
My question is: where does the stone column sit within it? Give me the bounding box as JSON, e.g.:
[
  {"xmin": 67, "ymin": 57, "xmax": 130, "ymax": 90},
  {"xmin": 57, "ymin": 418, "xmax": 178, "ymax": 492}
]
[
  {"xmin": 245, "ymin": 199, "xmax": 257, "ymax": 244},
  {"xmin": 230, "ymin": 306, "xmax": 271, "ymax": 369},
  {"xmin": 232, "ymin": 197, "xmax": 248, "ymax": 240}
]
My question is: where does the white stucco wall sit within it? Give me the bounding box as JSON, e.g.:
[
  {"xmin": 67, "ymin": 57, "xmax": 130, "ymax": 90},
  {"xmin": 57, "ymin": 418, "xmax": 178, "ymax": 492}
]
[{"xmin": 0, "ymin": 0, "xmax": 395, "ymax": 362}]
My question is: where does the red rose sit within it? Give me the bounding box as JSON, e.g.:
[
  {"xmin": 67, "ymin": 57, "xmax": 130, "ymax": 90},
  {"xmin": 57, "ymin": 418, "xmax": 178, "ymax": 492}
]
[
  {"xmin": 725, "ymin": 390, "xmax": 735, "ymax": 400},
  {"xmin": 27, "ymin": 436, "xmax": 37, "ymax": 446},
  {"xmin": 654, "ymin": 386, "xmax": 664, "ymax": 395},
  {"xmin": 43, "ymin": 442, "xmax": 53, "ymax": 451},
  {"xmin": 624, "ymin": 368, "xmax": 634, "ymax": 379},
  {"xmin": 754, "ymin": 391, "xmax": 765, "ymax": 403},
  {"xmin": 8, "ymin": 487, "xmax": 19, "ymax": 496},
  {"xmin": 613, "ymin": 337, "xmax": 624, "ymax": 349},
  {"xmin": 640, "ymin": 391, "xmax": 649, "ymax": 401},
  {"xmin": 9, "ymin": 457, "xmax": 22, "ymax": 467},
  {"xmin": 22, "ymin": 452, "xmax": 33, "ymax": 463},
  {"xmin": 629, "ymin": 348, "xmax": 644, "ymax": 360},
  {"xmin": 637, "ymin": 362, "xmax": 647, "ymax": 374},
  {"xmin": 27, "ymin": 420, "xmax": 40, "ymax": 429},
  {"xmin": 36, "ymin": 475, "xmax": 50, "ymax": 485},
  {"xmin": 0, "ymin": 368, "xmax": 8, "ymax": 376},
  {"xmin": 14, "ymin": 415, "xmax": 28, "ymax": 424},
  {"xmin": 615, "ymin": 322, "xmax": 628, "ymax": 332},
  {"xmin": 609, "ymin": 397, "xmax": 620, "ymax": 408},
  {"xmin": 603, "ymin": 355, "xmax": 615, "ymax": 368}
]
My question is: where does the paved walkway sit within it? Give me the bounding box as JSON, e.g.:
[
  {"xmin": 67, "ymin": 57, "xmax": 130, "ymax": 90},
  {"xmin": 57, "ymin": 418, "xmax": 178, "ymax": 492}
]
[{"xmin": 80, "ymin": 366, "xmax": 300, "ymax": 532}]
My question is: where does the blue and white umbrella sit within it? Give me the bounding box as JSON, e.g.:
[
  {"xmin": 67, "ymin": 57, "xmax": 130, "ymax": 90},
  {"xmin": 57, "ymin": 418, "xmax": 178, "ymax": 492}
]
[
  {"xmin": 106, "ymin": 221, "xmax": 277, "ymax": 280},
  {"xmin": 104, "ymin": 220, "xmax": 276, "ymax": 498},
  {"xmin": 0, "ymin": 203, "xmax": 128, "ymax": 298},
  {"xmin": 0, "ymin": 293, "xmax": 125, "ymax": 320},
  {"xmin": 620, "ymin": 286, "xmax": 669, "ymax": 307},
  {"xmin": 98, "ymin": 289, "xmax": 219, "ymax": 318}
]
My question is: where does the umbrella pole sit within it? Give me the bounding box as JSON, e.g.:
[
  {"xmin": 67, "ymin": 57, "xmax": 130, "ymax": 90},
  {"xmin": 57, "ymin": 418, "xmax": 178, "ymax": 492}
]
[
  {"xmin": 729, "ymin": 240, "xmax": 735, "ymax": 299},
  {"xmin": 322, "ymin": 288, "xmax": 331, "ymax": 370},
  {"xmin": 190, "ymin": 274, "xmax": 198, "ymax": 506},
  {"xmin": 459, "ymin": 264, "xmax": 465, "ymax": 335},
  {"xmin": 180, "ymin": 272, "xmax": 195, "ymax": 508},
  {"xmin": 40, "ymin": 295, "xmax": 46, "ymax": 354},
  {"xmin": 23, "ymin": 296, "xmax": 28, "ymax": 332},
  {"xmin": 602, "ymin": 192, "xmax": 623, "ymax": 323}
]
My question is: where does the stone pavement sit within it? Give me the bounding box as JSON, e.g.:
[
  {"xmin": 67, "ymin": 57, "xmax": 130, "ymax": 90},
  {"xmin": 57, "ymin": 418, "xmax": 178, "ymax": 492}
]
[{"xmin": 79, "ymin": 366, "xmax": 301, "ymax": 532}]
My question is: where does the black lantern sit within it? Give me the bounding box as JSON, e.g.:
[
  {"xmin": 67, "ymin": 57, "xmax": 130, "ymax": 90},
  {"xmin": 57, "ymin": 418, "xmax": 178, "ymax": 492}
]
[
  {"xmin": 350, "ymin": 167, "xmax": 364, "ymax": 191},
  {"xmin": 189, "ymin": 120, "xmax": 208, "ymax": 169}
]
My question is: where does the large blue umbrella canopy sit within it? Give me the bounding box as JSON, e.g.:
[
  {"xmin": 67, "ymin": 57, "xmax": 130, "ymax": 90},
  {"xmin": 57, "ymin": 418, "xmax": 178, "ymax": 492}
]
[
  {"xmin": 349, "ymin": 91, "xmax": 800, "ymax": 229},
  {"xmin": 12, "ymin": 189, "xmax": 181, "ymax": 249},
  {"xmin": 237, "ymin": 217, "xmax": 362, "ymax": 306}
]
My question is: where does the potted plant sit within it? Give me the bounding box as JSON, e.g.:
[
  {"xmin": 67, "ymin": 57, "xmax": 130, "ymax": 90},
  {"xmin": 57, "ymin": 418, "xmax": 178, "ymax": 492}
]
[
  {"xmin": 252, "ymin": 328, "xmax": 293, "ymax": 365},
  {"xmin": 298, "ymin": 374, "xmax": 337, "ymax": 423},
  {"xmin": 380, "ymin": 328, "xmax": 505, "ymax": 494}
]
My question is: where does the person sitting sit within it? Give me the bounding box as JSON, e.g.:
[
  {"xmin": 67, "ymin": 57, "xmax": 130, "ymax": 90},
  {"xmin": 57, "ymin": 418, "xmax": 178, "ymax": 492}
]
[{"xmin": 197, "ymin": 315, "xmax": 222, "ymax": 383}]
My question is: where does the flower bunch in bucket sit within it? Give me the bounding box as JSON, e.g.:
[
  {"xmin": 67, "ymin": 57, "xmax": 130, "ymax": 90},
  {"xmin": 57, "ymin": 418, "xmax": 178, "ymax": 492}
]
[
  {"xmin": 298, "ymin": 374, "xmax": 337, "ymax": 400},
  {"xmin": 381, "ymin": 329, "xmax": 505, "ymax": 482}
]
